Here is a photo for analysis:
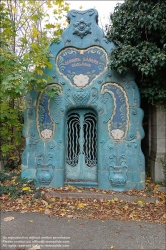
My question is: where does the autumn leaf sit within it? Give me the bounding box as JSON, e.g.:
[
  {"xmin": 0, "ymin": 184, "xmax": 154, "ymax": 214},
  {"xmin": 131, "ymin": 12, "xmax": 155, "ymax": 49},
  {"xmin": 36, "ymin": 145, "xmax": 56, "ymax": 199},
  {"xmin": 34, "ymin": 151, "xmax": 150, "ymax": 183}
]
[
  {"xmin": 36, "ymin": 68, "xmax": 43, "ymax": 76},
  {"xmin": 22, "ymin": 187, "xmax": 31, "ymax": 191},
  {"xmin": 77, "ymin": 203, "xmax": 84, "ymax": 209},
  {"xmin": 137, "ymin": 200, "xmax": 145, "ymax": 207},
  {"xmin": 11, "ymin": 6, "xmax": 17, "ymax": 13},
  {"xmin": 68, "ymin": 185, "xmax": 76, "ymax": 191},
  {"xmin": 44, "ymin": 209, "xmax": 50, "ymax": 214},
  {"xmin": 4, "ymin": 216, "xmax": 14, "ymax": 221},
  {"xmin": 51, "ymin": 198, "xmax": 55, "ymax": 202}
]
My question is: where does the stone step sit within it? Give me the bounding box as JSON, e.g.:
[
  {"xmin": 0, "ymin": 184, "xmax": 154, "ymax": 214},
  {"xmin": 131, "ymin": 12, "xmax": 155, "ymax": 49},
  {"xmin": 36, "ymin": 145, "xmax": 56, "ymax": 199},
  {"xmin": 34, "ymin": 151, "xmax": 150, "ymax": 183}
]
[{"xmin": 45, "ymin": 191, "xmax": 158, "ymax": 203}]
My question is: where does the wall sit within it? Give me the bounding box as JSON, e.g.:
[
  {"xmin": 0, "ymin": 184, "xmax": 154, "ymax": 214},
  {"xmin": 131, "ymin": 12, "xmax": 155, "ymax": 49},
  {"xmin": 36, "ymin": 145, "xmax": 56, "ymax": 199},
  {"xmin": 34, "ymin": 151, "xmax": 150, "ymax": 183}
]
[{"xmin": 149, "ymin": 105, "xmax": 166, "ymax": 182}]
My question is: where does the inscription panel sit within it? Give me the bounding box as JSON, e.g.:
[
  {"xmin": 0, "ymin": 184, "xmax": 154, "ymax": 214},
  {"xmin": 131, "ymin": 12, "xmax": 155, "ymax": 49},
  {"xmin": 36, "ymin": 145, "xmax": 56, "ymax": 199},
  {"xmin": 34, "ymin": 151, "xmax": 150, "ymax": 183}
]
[{"xmin": 56, "ymin": 46, "xmax": 108, "ymax": 87}]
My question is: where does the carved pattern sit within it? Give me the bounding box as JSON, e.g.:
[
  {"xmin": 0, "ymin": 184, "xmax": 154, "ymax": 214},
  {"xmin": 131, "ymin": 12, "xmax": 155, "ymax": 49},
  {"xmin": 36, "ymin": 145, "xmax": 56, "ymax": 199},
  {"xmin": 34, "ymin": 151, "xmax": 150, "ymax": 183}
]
[
  {"xmin": 36, "ymin": 166, "xmax": 54, "ymax": 185},
  {"xmin": 73, "ymin": 18, "xmax": 91, "ymax": 39},
  {"xmin": 108, "ymin": 154, "xmax": 128, "ymax": 187},
  {"xmin": 65, "ymin": 89, "xmax": 74, "ymax": 107},
  {"xmin": 28, "ymin": 133, "xmax": 39, "ymax": 147},
  {"xmin": 70, "ymin": 9, "xmax": 95, "ymax": 18},
  {"xmin": 100, "ymin": 140, "xmax": 105, "ymax": 146},
  {"xmin": 73, "ymin": 89, "xmax": 90, "ymax": 106},
  {"xmin": 49, "ymin": 142, "xmax": 55, "ymax": 149},
  {"xmin": 89, "ymin": 87, "xmax": 99, "ymax": 107},
  {"xmin": 26, "ymin": 94, "xmax": 32, "ymax": 108},
  {"xmin": 126, "ymin": 142, "xmax": 138, "ymax": 148},
  {"xmin": 98, "ymin": 107, "xmax": 104, "ymax": 115},
  {"xmin": 28, "ymin": 109, "xmax": 33, "ymax": 115},
  {"xmin": 132, "ymin": 108, "xmax": 137, "ymax": 115},
  {"xmin": 125, "ymin": 81, "xmax": 136, "ymax": 89},
  {"xmin": 36, "ymin": 153, "xmax": 55, "ymax": 185}
]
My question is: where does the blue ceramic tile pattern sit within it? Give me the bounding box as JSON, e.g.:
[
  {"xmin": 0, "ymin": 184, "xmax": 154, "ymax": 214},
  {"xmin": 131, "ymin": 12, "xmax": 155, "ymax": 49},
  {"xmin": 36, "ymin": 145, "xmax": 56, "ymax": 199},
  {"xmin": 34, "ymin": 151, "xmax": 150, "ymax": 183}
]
[{"xmin": 21, "ymin": 8, "xmax": 145, "ymax": 191}]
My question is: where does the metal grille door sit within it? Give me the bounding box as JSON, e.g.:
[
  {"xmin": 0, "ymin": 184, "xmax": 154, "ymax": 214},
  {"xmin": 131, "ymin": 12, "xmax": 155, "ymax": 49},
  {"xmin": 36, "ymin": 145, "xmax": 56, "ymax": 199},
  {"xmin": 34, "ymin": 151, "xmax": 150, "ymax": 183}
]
[{"xmin": 66, "ymin": 110, "xmax": 97, "ymax": 182}]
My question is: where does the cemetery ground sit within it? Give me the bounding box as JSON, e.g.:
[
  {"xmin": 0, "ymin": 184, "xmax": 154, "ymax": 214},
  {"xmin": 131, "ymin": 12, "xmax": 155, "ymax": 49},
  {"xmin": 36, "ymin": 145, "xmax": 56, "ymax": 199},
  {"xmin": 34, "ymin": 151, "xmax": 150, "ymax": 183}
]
[{"xmin": 1, "ymin": 165, "xmax": 166, "ymax": 225}]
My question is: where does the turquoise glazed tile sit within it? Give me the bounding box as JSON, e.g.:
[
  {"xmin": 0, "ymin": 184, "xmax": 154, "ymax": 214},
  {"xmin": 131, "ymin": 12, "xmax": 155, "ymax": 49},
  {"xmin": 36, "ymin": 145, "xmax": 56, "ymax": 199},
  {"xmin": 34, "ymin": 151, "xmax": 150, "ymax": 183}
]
[{"xmin": 21, "ymin": 9, "xmax": 145, "ymax": 191}]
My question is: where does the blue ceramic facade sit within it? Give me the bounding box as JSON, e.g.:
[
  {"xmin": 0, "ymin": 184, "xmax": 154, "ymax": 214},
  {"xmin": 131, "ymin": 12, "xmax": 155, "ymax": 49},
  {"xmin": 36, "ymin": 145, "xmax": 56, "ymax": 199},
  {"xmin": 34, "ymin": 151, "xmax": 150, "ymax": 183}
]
[{"xmin": 21, "ymin": 9, "xmax": 145, "ymax": 191}]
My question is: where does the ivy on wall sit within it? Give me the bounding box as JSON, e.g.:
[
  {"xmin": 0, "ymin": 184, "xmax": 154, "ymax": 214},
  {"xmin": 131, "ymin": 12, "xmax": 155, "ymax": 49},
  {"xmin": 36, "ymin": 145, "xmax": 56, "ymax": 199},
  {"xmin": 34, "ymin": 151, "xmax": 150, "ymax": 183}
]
[{"xmin": 106, "ymin": 0, "xmax": 166, "ymax": 107}]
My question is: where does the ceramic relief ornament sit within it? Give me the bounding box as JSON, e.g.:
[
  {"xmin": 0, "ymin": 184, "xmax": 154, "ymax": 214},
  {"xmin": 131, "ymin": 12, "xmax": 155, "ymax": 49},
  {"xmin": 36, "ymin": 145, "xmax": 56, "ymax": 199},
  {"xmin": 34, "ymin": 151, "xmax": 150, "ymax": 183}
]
[
  {"xmin": 108, "ymin": 154, "xmax": 128, "ymax": 188},
  {"xmin": 36, "ymin": 153, "xmax": 55, "ymax": 185},
  {"xmin": 22, "ymin": 8, "xmax": 145, "ymax": 191},
  {"xmin": 73, "ymin": 18, "xmax": 92, "ymax": 38}
]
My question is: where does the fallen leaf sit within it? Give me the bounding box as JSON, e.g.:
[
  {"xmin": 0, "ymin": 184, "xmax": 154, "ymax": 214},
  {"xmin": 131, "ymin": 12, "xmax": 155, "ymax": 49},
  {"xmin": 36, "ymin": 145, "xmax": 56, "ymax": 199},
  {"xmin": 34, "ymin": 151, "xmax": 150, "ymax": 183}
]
[
  {"xmin": 29, "ymin": 220, "xmax": 33, "ymax": 222},
  {"xmin": 137, "ymin": 200, "xmax": 145, "ymax": 207},
  {"xmin": 17, "ymin": 198, "xmax": 23, "ymax": 203},
  {"xmin": 162, "ymin": 213, "xmax": 166, "ymax": 219},
  {"xmin": 110, "ymin": 246, "xmax": 114, "ymax": 249},
  {"xmin": 77, "ymin": 203, "xmax": 84, "ymax": 209},
  {"xmin": 28, "ymin": 245, "xmax": 41, "ymax": 250},
  {"xmin": 44, "ymin": 209, "xmax": 50, "ymax": 214},
  {"xmin": 4, "ymin": 216, "xmax": 14, "ymax": 221},
  {"xmin": 67, "ymin": 215, "xmax": 73, "ymax": 218},
  {"xmin": 41, "ymin": 200, "xmax": 48, "ymax": 206},
  {"xmin": 22, "ymin": 187, "xmax": 31, "ymax": 191}
]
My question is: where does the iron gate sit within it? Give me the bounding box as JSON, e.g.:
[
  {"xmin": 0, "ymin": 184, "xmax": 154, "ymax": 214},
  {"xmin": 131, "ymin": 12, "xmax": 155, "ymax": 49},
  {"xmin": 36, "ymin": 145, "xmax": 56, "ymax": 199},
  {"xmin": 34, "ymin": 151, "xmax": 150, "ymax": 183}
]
[{"xmin": 65, "ymin": 109, "xmax": 97, "ymax": 183}]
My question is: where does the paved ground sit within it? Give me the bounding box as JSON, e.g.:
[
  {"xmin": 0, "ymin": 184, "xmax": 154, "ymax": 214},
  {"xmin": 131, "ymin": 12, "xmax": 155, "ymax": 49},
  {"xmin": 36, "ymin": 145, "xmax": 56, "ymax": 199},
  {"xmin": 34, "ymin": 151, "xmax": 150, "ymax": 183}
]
[{"xmin": 1, "ymin": 211, "xmax": 165, "ymax": 250}]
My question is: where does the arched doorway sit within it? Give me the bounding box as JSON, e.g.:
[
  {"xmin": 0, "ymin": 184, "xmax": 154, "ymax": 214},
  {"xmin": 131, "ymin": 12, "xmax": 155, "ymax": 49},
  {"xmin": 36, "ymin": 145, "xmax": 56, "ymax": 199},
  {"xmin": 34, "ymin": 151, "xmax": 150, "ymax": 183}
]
[{"xmin": 65, "ymin": 109, "xmax": 98, "ymax": 186}]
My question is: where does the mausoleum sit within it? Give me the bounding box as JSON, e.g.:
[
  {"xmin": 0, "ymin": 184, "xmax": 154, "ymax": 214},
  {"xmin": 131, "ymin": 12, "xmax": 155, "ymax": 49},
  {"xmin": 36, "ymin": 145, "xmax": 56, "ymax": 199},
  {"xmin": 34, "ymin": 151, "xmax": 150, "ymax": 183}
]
[{"xmin": 21, "ymin": 9, "xmax": 145, "ymax": 191}]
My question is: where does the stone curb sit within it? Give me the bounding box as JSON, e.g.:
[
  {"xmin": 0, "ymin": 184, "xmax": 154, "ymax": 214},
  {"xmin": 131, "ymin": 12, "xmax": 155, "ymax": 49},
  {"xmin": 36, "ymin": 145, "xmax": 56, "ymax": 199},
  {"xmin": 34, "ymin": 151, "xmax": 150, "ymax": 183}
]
[
  {"xmin": 46, "ymin": 191, "xmax": 158, "ymax": 203},
  {"xmin": 158, "ymin": 186, "xmax": 166, "ymax": 192}
]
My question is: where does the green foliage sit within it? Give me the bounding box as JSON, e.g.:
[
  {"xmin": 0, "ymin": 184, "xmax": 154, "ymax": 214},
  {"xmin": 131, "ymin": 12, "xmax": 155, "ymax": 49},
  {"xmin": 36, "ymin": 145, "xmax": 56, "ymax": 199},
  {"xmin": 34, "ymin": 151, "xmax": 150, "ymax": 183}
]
[
  {"xmin": 106, "ymin": 0, "xmax": 166, "ymax": 106},
  {"xmin": 0, "ymin": 0, "xmax": 69, "ymax": 158},
  {"xmin": 0, "ymin": 170, "xmax": 36, "ymax": 199}
]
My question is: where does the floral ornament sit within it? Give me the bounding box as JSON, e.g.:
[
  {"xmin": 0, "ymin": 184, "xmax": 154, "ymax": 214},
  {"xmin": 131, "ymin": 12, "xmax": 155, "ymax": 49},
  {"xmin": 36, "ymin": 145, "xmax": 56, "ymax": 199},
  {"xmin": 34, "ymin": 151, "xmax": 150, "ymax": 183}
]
[
  {"xmin": 41, "ymin": 129, "xmax": 53, "ymax": 139},
  {"xmin": 73, "ymin": 18, "xmax": 91, "ymax": 39},
  {"xmin": 111, "ymin": 129, "xmax": 124, "ymax": 140},
  {"xmin": 73, "ymin": 74, "xmax": 89, "ymax": 87}
]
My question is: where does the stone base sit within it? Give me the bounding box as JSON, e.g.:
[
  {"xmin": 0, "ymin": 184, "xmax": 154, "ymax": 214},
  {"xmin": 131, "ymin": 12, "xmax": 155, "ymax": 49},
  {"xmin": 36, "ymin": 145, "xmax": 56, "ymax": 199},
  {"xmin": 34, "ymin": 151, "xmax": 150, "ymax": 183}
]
[{"xmin": 150, "ymin": 154, "xmax": 165, "ymax": 182}]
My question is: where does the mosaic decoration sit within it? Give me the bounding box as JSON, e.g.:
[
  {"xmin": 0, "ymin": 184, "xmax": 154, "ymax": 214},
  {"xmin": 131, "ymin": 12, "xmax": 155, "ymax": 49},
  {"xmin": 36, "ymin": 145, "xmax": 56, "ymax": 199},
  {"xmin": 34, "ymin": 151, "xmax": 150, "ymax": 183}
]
[
  {"xmin": 22, "ymin": 8, "xmax": 145, "ymax": 191},
  {"xmin": 101, "ymin": 83, "xmax": 129, "ymax": 142},
  {"xmin": 36, "ymin": 84, "xmax": 62, "ymax": 141},
  {"xmin": 56, "ymin": 46, "xmax": 108, "ymax": 87}
]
